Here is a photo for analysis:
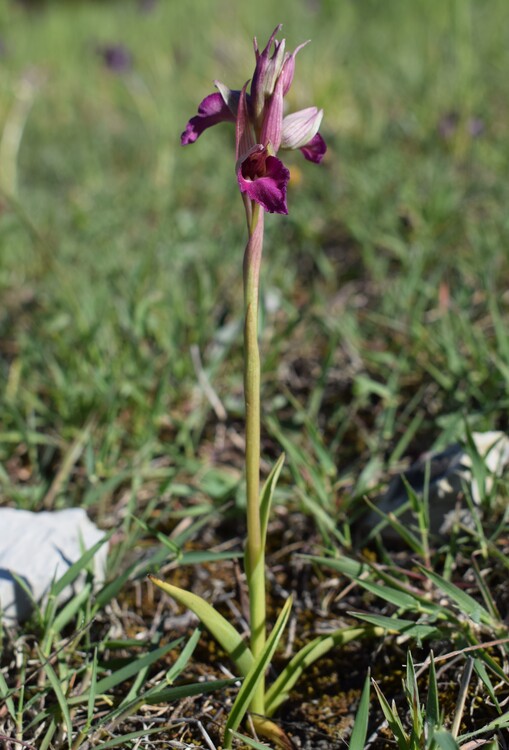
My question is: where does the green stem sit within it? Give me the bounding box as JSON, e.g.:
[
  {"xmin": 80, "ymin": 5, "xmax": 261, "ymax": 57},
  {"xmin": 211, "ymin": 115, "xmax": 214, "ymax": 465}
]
[{"xmin": 243, "ymin": 201, "xmax": 265, "ymax": 715}]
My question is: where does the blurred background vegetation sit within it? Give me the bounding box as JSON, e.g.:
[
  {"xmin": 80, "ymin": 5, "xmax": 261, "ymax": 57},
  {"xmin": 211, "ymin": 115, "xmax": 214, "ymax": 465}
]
[{"xmin": 1, "ymin": 0, "xmax": 509, "ymax": 520}]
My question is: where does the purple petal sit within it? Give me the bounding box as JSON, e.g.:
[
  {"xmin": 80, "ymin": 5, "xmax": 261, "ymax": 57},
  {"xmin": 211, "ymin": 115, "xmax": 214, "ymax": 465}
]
[
  {"xmin": 251, "ymin": 25, "xmax": 286, "ymax": 120},
  {"xmin": 236, "ymin": 84, "xmax": 256, "ymax": 161},
  {"xmin": 299, "ymin": 132, "xmax": 327, "ymax": 163},
  {"xmin": 237, "ymin": 145, "xmax": 290, "ymax": 214},
  {"xmin": 280, "ymin": 40, "xmax": 309, "ymax": 96},
  {"xmin": 215, "ymin": 80, "xmax": 242, "ymax": 117},
  {"xmin": 181, "ymin": 92, "xmax": 236, "ymax": 146},
  {"xmin": 259, "ymin": 74, "xmax": 284, "ymax": 153}
]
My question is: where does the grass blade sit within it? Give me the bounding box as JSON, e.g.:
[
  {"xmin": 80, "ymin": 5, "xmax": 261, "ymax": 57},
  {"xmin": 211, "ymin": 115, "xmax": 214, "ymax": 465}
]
[
  {"xmin": 230, "ymin": 731, "xmax": 273, "ymax": 748},
  {"xmin": 41, "ymin": 659, "xmax": 73, "ymax": 750},
  {"xmin": 349, "ymin": 670, "xmax": 371, "ymax": 750},
  {"xmin": 265, "ymin": 625, "xmax": 383, "ymax": 717},
  {"xmin": 420, "ymin": 567, "xmax": 494, "ymax": 627}
]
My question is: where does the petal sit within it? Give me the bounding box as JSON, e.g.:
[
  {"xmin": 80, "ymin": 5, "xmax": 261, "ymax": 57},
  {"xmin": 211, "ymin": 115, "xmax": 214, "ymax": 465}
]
[
  {"xmin": 180, "ymin": 92, "xmax": 236, "ymax": 146},
  {"xmin": 236, "ymin": 83, "xmax": 256, "ymax": 161},
  {"xmin": 251, "ymin": 25, "xmax": 286, "ymax": 120},
  {"xmin": 299, "ymin": 132, "xmax": 327, "ymax": 163},
  {"xmin": 280, "ymin": 40, "xmax": 309, "ymax": 96},
  {"xmin": 259, "ymin": 74, "xmax": 284, "ymax": 153},
  {"xmin": 237, "ymin": 146, "xmax": 290, "ymax": 214},
  {"xmin": 281, "ymin": 107, "xmax": 323, "ymax": 150},
  {"xmin": 214, "ymin": 80, "xmax": 241, "ymax": 117}
]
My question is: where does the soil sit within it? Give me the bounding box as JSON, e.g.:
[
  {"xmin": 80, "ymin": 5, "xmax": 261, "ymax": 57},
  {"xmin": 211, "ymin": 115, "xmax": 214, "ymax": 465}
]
[{"xmin": 109, "ymin": 508, "xmax": 509, "ymax": 749}]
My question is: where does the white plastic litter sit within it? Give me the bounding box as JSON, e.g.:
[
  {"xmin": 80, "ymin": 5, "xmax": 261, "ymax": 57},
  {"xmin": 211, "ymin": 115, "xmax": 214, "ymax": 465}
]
[{"xmin": 0, "ymin": 507, "xmax": 107, "ymax": 625}]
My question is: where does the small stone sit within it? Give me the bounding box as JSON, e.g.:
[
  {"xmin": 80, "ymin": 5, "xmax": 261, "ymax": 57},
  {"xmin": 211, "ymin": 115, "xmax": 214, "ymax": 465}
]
[{"xmin": 0, "ymin": 507, "xmax": 107, "ymax": 625}]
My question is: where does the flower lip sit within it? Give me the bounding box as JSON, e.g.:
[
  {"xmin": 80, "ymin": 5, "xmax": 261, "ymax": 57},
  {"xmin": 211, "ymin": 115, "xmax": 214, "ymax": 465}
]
[
  {"xmin": 237, "ymin": 144, "xmax": 290, "ymax": 214},
  {"xmin": 180, "ymin": 23, "xmax": 326, "ymax": 211}
]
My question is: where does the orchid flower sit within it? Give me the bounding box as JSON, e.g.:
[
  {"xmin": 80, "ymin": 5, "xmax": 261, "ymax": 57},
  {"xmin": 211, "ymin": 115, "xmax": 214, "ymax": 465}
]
[
  {"xmin": 181, "ymin": 24, "xmax": 326, "ymax": 215},
  {"xmin": 151, "ymin": 27, "xmax": 331, "ymax": 749}
]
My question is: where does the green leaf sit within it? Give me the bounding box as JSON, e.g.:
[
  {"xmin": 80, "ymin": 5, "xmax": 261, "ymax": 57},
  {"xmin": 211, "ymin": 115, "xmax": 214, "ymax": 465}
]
[
  {"xmin": 304, "ymin": 553, "xmax": 369, "ymax": 579},
  {"xmin": 230, "ymin": 731, "xmax": 273, "ymax": 749},
  {"xmin": 87, "ymin": 648, "xmax": 98, "ymax": 729},
  {"xmin": 93, "ymin": 726, "xmax": 166, "ymax": 749},
  {"xmin": 51, "ymin": 582, "xmax": 92, "ymax": 634},
  {"xmin": 50, "ymin": 532, "xmax": 112, "ymax": 599},
  {"xmin": 265, "ymin": 625, "xmax": 383, "ymax": 717},
  {"xmin": 148, "ymin": 575, "xmax": 253, "ymax": 677},
  {"xmin": 165, "ymin": 626, "xmax": 202, "ymax": 685},
  {"xmin": 405, "ymin": 650, "xmax": 420, "ymax": 731},
  {"xmin": 224, "ymin": 596, "xmax": 292, "ymax": 748},
  {"xmin": 349, "ymin": 670, "xmax": 371, "ymax": 750},
  {"xmin": 0, "ymin": 670, "xmax": 16, "ymax": 721},
  {"xmin": 458, "ymin": 709, "xmax": 509, "ymax": 741},
  {"xmin": 67, "ymin": 639, "xmax": 182, "ymax": 705},
  {"xmin": 41, "ymin": 659, "xmax": 73, "ymax": 750},
  {"xmin": 419, "ymin": 567, "xmax": 494, "ymax": 626},
  {"xmin": 92, "ymin": 679, "xmax": 236, "ymax": 732},
  {"xmin": 360, "ymin": 578, "xmax": 432, "ymax": 613},
  {"xmin": 432, "ymin": 729, "xmax": 460, "ymax": 750},
  {"xmin": 373, "ymin": 680, "xmax": 409, "ymax": 749},
  {"xmin": 362, "ymin": 494, "xmax": 423, "ymax": 553},
  {"xmin": 351, "ymin": 612, "xmax": 438, "ymax": 640},
  {"xmin": 425, "ymin": 652, "xmax": 439, "ymax": 731},
  {"xmin": 260, "ymin": 452, "xmax": 285, "ymax": 547},
  {"xmin": 473, "ymin": 658, "xmax": 501, "ymax": 711}
]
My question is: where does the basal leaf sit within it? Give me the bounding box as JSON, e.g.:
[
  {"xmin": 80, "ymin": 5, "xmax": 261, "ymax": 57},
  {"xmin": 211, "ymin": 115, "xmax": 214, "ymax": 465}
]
[
  {"xmin": 265, "ymin": 625, "xmax": 383, "ymax": 717},
  {"xmin": 260, "ymin": 452, "xmax": 285, "ymax": 547},
  {"xmin": 224, "ymin": 597, "xmax": 292, "ymax": 748},
  {"xmin": 148, "ymin": 575, "xmax": 253, "ymax": 677}
]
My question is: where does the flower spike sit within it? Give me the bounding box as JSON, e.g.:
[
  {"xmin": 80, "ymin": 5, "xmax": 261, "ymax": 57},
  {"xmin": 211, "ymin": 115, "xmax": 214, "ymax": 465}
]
[{"xmin": 180, "ymin": 24, "xmax": 326, "ymax": 212}]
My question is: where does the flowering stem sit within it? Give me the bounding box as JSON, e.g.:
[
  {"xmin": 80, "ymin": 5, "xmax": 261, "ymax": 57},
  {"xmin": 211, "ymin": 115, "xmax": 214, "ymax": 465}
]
[{"xmin": 243, "ymin": 200, "xmax": 266, "ymax": 714}]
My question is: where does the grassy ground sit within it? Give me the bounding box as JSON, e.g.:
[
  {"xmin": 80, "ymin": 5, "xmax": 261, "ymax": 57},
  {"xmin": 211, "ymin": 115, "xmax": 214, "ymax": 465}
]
[{"xmin": 1, "ymin": 0, "xmax": 509, "ymax": 747}]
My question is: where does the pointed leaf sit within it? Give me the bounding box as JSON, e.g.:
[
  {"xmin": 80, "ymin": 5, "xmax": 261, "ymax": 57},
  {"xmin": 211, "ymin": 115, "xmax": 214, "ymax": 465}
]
[
  {"xmin": 230, "ymin": 731, "xmax": 273, "ymax": 749},
  {"xmin": 50, "ymin": 531, "xmax": 112, "ymax": 598},
  {"xmin": 349, "ymin": 670, "xmax": 371, "ymax": 750},
  {"xmin": 41, "ymin": 659, "xmax": 73, "ymax": 750},
  {"xmin": 67, "ymin": 639, "xmax": 183, "ymax": 705},
  {"xmin": 0, "ymin": 670, "xmax": 16, "ymax": 721},
  {"xmin": 472, "ymin": 658, "xmax": 501, "ymax": 711},
  {"xmin": 148, "ymin": 575, "xmax": 253, "ymax": 677},
  {"xmin": 260, "ymin": 453, "xmax": 285, "ymax": 547},
  {"xmin": 419, "ymin": 567, "xmax": 494, "ymax": 626},
  {"xmin": 265, "ymin": 625, "xmax": 383, "ymax": 716},
  {"xmin": 87, "ymin": 648, "xmax": 98, "ymax": 728},
  {"xmin": 433, "ymin": 729, "xmax": 461, "ymax": 750},
  {"xmin": 351, "ymin": 612, "xmax": 438, "ymax": 640},
  {"xmin": 372, "ymin": 680, "xmax": 409, "ymax": 748},
  {"xmin": 224, "ymin": 597, "xmax": 292, "ymax": 747},
  {"xmin": 165, "ymin": 626, "xmax": 202, "ymax": 685},
  {"xmin": 426, "ymin": 652, "xmax": 440, "ymax": 730}
]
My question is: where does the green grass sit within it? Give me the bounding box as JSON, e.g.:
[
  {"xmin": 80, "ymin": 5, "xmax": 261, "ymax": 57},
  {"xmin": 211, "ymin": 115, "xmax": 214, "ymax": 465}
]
[{"xmin": 1, "ymin": 0, "xmax": 509, "ymax": 747}]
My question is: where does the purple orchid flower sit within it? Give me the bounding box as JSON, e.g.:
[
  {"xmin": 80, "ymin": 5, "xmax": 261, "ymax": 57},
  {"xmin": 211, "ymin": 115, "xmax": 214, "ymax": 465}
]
[{"xmin": 181, "ymin": 25, "xmax": 326, "ymax": 214}]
